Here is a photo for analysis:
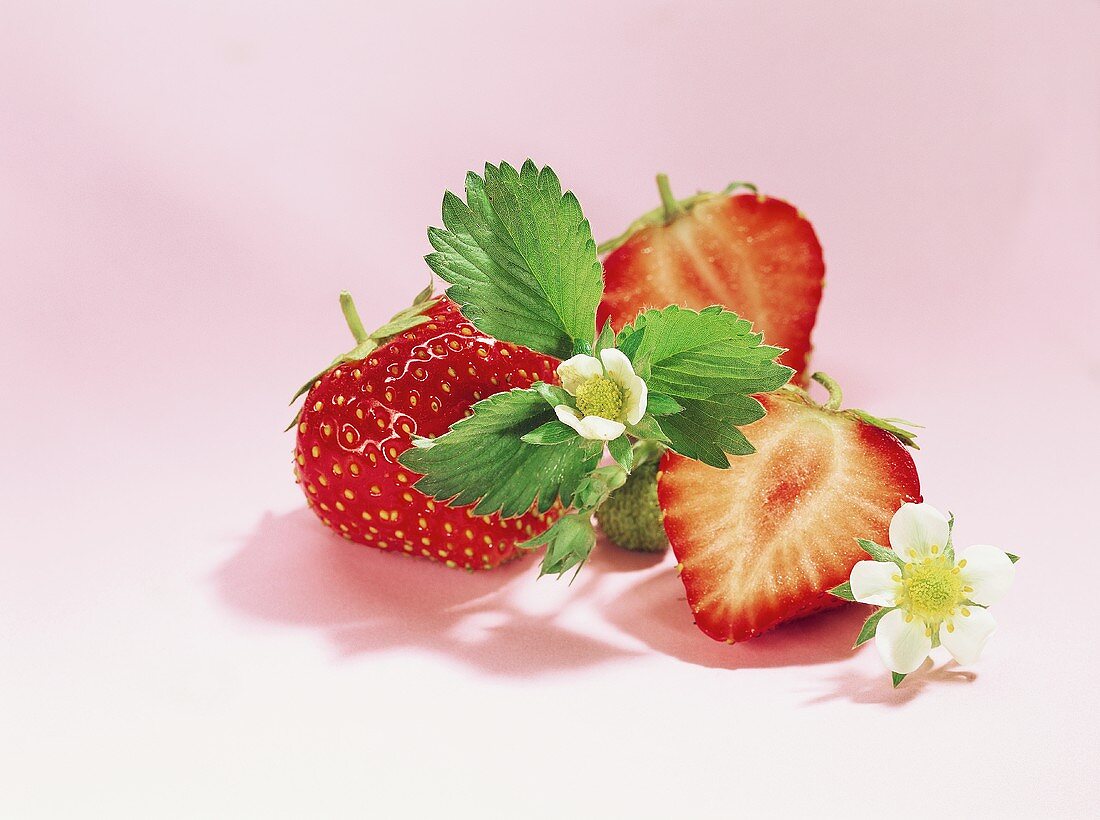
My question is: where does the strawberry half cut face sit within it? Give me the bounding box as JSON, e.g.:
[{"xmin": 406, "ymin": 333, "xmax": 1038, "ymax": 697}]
[{"xmin": 658, "ymin": 392, "xmax": 921, "ymax": 642}]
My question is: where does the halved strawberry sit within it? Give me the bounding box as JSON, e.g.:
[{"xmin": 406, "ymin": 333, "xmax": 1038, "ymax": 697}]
[
  {"xmin": 597, "ymin": 176, "xmax": 824, "ymax": 384},
  {"xmin": 657, "ymin": 380, "xmax": 921, "ymax": 642}
]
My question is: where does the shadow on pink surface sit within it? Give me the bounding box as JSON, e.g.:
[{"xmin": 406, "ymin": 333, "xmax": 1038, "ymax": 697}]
[
  {"xmin": 215, "ymin": 509, "xmax": 638, "ymax": 676},
  {"xmin": 216, "ymin": 508, "xmax": 910, "ymax": 682},
  {"xmin": 807, "ymin": 659, "xmax": 977, "ymax": 706},
  {"xmin": 602, "ymin": 568, "xmax": 873, "ymax": 671}
]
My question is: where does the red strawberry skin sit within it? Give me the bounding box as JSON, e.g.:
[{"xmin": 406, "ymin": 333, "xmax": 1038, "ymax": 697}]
[
  {"xmin": 598, "ymin": 194, "xmax": 824, "ymax": 384},
  {"xmin": 657, "ymin": 392, "xmax": 921, "ymax": 642},
  {"xmin": 293, "ymin": 297, "xmax": 560, "ymax": 570}
]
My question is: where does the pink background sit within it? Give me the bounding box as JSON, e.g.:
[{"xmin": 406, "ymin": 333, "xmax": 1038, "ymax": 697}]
[{"xmin": 3, "ymin": 2, "xmax": 1098, "ymax": 816}]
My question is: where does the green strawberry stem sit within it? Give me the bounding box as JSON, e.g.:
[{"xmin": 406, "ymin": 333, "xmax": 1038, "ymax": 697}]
[
  {"xmin": 340, "ymin": 291, "xmax": 370, "ymax": 344},
  {"xmin": 810, "ymin": 372, "xmax": 843, "ymax": 410},
  {"xmin": 656, "ymin": 173, "xmax": 683, "ymax": 220}
]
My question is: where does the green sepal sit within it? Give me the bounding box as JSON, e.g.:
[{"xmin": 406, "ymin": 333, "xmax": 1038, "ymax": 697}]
[
  {"xmin": 1006, "ymin": 552, "xmax": 1020, "ymax": 564},
  {"xmin": 521, "ymin": 421, "xmax": 578, "ymax": 445},
  {"xmin": 607, "ymin": 435, "xmax": 633, "ymax": 471},
  {"xmin": 535, "ymin": 382, "xmax": 572, "ymax": 409},
  {"xmin": 857, "ymin": 538, "xmax": 905, "ymax": 568},
  {"xmin": 521, "ymin": 512, "xmax": 598, "ymax": 580},
  {"xmin": 828, "ymin": 581, "xmax": 856, "ymax": 601},
  {"xmin": 891, "ymin": 672, "xmax": 907, "ymax": 688},
  {"xmin": 848, "ymin": 409, "xmax": 922, "ymax": 450},
  {"xmin": 593, "ymin": 320, "xmax": 616, "ymax": 354},
  {"xmin": 571, "ymin": 465, "xmax": 629, "ymax": 511},
  {"xmin": 945, "ymin": 511, "xmax": 956, "ymax": 562},
  {"xmin": 854, "ymin": 606, "xmax": 892, "ymax": 648},
  {"xmin": 289, "ymin": 287, "xmax": 439, "ymax": 407},
  {"xmin": 645, "ymin": 393, "xmax": 684, "ymax": 416}
]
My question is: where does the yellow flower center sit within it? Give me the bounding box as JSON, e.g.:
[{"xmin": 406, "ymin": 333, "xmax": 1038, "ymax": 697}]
[
  {"xmin": 575, "ymin": 376, "xmax": 624, "ymax": 420},
  {"xmin": 897, "ymin": 554, "xmax": 966, "ymax": 624}
]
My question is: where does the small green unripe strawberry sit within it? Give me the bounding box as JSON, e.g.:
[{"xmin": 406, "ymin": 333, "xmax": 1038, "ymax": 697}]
[{"xmin": 595, "ymin": 454, "xmax": 668, "ymax": 553}]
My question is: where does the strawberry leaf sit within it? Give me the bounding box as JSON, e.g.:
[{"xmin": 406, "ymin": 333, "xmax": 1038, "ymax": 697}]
[
  {"xmin": 645, "ymin": 393, "xmax": 684, "ymax": 416},
  {"xmin": 426, "ymin": 160, "xmax": 603, "ymax": 359},
  {"xmin": 521, "ymin": 421, "xmax": 578, "ymax": 445},
  {"xmin": 399, "ymin": 388, "xmax": 602, "ymax": 517},
  {"xmin": 607, "ymin": 435, "xmax": 633, "ymax": 471},
  {"xmin": 615, "ymin": 306, "xmax": 792, "ymax": 467}
]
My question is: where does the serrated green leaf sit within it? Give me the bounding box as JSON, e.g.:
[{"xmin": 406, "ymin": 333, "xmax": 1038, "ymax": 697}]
[
  {"xmin": 857, "ymin": 538, "xmax": 905, "ymax": 568},
  {"xmin": 655, "ymin": 398, "xmax": 758, "ymax": 468},
  {"xmin": 828, "ymin": 581, "xmax": 856, "ymax": 601},
  {"xmin": 607, "ymin": 435, "xmax": 633, "ymax": 471},
  {"xmin": 615, "ymin": 306, "xmax": 792, "ymax": 465},
  {"xmin": 626, "ymin": 415, "xmax": 672, "ymax": 444},
  {"xmin": 892, "ymin": 671, "xmax": 907, "ymax": 688},
  {"xmin": 854, "ymin": 606, "xmax": 891, "ymax": 648},
  {"xmin": 521, "ymin": 512, "xmax": 597, "ymax": 579},
  {"xmin": 645, "ymin": 393, "xmax": 683, "ymax": 416},
  {"xmin": 398, "ymin": 388, "xmax": 602, "ymax": 517},
  {"xmin": 521, "ymin": 420, "xmax": 578, "ymax": 445},
  {"xmin": 616, "ymin": 305, "xmax": 792, "ymax": 395},
  {"xmin": 426, "ymin": 160, "xmax": 603, "ymax": 359}
]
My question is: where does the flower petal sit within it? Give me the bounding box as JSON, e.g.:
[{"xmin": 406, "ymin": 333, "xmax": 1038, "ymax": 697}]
[
  {"xmin": 574, "ymin": 415, "xmax": 626, "ymax": 441},
  {"xmin": 889, "ymin": 502, "xmax": 950, "ymax": 562},
  {"xmin": 849, "ymin": 560, "xmax": 901, "ymax": 606},
  {"xmin": 957, "ymin": 544, "xmax": 1015, "ymax": 606},
  {"xmin": 556, "ymin": 354, "xmax": 603, "ymax": 395},
  {"xmin": 599, "ymin": 348, "xmax": 636, "ymax": 384},
  {"xmin": 874, "ymin": 608, "xmax": 933, "ymax": 674},
  {"xmin": 622, "ymin": 373, "xmax": 648, "ymax": 424},
  {"xmin": 554, "ymin": 404, "xmax": 585, "ymax": 434},
  {"xmin": 940, "ymin": 606, "xmax": 996, "ymax": 665}
]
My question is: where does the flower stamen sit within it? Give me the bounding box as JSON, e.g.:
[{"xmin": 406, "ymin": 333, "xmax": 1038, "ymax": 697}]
[{"xmin": 574, "ymin": 376, "xmax": 625, "ymax": 421}]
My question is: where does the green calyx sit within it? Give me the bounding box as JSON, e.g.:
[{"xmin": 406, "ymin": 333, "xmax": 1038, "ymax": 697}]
[
  {"xmin": 595, "ymin": 442, "xmax": 668, "ymax": 553},
  {"xmin": 286, "ymin": 283, "xmax": 438, "ymax": 427},
  {"xmin": 596, "ymin": 174, "xmax": 759, "ymax": 255},
  {"xmin": 778, "ymin": 372, "xmax": 922, "ymax": 450}
]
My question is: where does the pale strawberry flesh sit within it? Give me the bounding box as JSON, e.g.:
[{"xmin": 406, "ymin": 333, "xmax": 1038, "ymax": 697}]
[{"xmin": 658, "ymin": 393, "xmax": 921, "ymax": 642}]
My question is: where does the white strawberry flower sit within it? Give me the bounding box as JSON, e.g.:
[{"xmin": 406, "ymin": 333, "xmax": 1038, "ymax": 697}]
[
  {"xmin": 850, "ymin": 502, "xmax": 1016, "ymax": 675},
  {"xmin": 554, "ymin": 349, "xmax": 648, "ymax": 441}
]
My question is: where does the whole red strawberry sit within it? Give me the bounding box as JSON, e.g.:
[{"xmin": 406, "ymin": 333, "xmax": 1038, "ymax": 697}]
[
  {"xmin": 292, "ymin": 288, "xmax": 560, "ymax": 570},
  {"xmin": 597, "ymin": 175, "xmax": 824, "ymax": 384}
]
